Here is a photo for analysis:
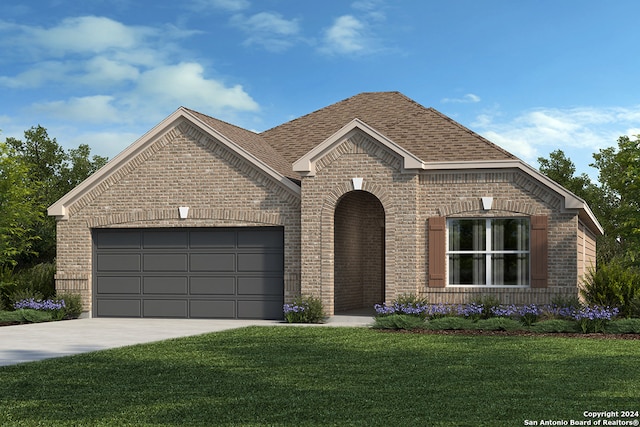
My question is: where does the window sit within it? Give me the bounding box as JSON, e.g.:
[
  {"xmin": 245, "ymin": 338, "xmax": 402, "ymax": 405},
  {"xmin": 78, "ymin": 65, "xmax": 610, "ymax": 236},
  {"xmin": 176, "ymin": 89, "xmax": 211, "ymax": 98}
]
[{"xmin": 447, "ymin": 218, "xmax": 529, "ymax": 286}]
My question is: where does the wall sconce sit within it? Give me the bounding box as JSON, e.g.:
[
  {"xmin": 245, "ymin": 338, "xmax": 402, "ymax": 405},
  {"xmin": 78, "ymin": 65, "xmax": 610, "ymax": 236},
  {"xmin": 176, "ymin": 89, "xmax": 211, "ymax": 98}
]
[
  {"xmin": 352, "ymin": 177, "xmax": 363, "ymax": 191},
  {"xmin": 178, "ymin": 206, "xmax": 189, "ymax": 219},
  {"xmin": 481, "ymin": 197, "xmax": 493, "ymax": 211}
]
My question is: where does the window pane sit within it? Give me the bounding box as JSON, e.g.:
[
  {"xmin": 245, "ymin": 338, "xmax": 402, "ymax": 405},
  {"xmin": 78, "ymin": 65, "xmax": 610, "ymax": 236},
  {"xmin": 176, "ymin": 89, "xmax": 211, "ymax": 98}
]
[
  {"xmin": 449, "ymin": 254, "xmax": 486, "ymax": 285},
  {"xmin": 492, "ymin": 218, "xmax": 529, "ymax": 251},
  {"xmin": 492, "ymin": 254, "xmax": 529, "ymax": 285},
  {"xmin": 449, "ymin": 219, "xmax": 485, "ymax": 251}
]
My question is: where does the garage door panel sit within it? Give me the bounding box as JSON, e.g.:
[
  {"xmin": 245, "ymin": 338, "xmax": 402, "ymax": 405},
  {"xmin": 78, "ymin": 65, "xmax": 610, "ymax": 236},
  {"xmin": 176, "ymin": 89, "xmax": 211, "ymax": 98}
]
[
  {"xmin": 143, "ymin": 277, "xmax": 188, "ymax": 295},
  {"xmin": 237, "ymin": 253, "xmax": 283, "ymax": 272},
  {"xmin": 96, "ymin": 230, "xmax": 141, "ymax": 249},
  {"xmin": 97, "ymin": 254, "xmax": 141, "ymax": 272},
  {"xmin": 238, "ymin": 277, "xmax": 282, "ymax": 295},
  {"xmin": 94, "ymin": 227, "xmax": 283, "ymax": 319},
  {"xmin": 190, "ymin": 253, "xmax": 236, "ymax": 272},
  {"xmin": 143, "ymin": 299, "xmax": 188, "ymax": 317},
  {"xmin": 97, "ymin": 299, "xmax": 141, "ymax": 317},
  {"xmin": 238, "ymin": 229, "xmax": 282, "ymax": 248},
  {"xmin": 97, "ymin": 276, "xmax": 141, "ymax": 294},
  {"xmin": 190, "ymin": 300, "xmax": 235, "ymax": 318},
  {"xmin": 190, "ymin": 277, "xmax": 235, "ymax": 295},
  {"xmin": 237, "ymin": 300, "xmax": 282, "ymax": 320},
  {"xmin": 143, "ymin": 254, "xmax": 188, "ymax": 272},
  {"xmin": 190, "ymin": 230, "xmax": 235, "ymax": 248},
  {"xmin": 143, "ymin": 230, "xmax": 188, "ymax": 248}
]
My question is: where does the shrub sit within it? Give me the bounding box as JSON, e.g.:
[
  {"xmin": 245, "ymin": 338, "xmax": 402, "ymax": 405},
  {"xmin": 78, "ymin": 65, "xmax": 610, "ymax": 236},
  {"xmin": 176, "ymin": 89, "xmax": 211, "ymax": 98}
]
[
  {"xmin": 426, "ymin": 317, "xmax": 476, "ymax": 331},
  {"xmin": 372, "ymin": 314, "xmax": 426, "ymax": 330},
  {"xmin": 474, "ymin": 317, "xmax": 523, "ymax": 331},
  {"xmin": 15, "ymin": 262, "xmax": 56, "ymax": 299},
  {"xmin": 530, "ymin": 319, "xmax": 580, "ymax": 334},
  {"xmin": 581, "ymin": 260, "xmax": 640, "ymax": 317},
  {"xmin": 454, "ymin": 302, "xmax": 485, "ymax": 321},
  {"xmin": 0, "ymin": 309, "xmax": 52, "ymax": 324},
  {"xmin": 56, "ymin": 292, "xmax": 83, "ymax": 319},
  {"xmin": 394, "ymin": 293, "xmax": 429, "ymax": 307},
  {"xmin": 471, "ymin": 295, "xmax": 502, "ymax": 319},
  {"xmin": 605, "ymin": 318, "xmax": 640, "ymax": 334},
  {"xmin": 13, "ymin": 298, "xmax": 66, "ymax": 321},
  {"xmin": 283, "ymin": 295, "xmax": 325, "ymax": 323}
]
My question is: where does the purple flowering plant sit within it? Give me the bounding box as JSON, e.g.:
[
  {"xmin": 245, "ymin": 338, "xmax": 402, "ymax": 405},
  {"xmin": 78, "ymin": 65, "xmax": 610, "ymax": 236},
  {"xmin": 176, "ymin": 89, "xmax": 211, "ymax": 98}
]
[
  {"xmin": 283, "ymin": 295, "xmax": 325, "ymax": 323},
  {"xmin": 14, "ymin": 298, "xmax": 66, "ymax": 311}
]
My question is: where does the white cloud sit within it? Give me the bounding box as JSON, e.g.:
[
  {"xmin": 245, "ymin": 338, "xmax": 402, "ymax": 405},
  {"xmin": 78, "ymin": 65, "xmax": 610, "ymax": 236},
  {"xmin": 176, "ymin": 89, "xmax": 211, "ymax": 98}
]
[
  {"xmin": 83, "ymin": 56, "xmax": 140, "ymax": 85},
  {"xmin": 189, "ymin": 0, "xmax": 250, "ymax": 12},
  {"xmin": 230, "ymin": 12, "xmax": 300, "ymax": 52},
  {"xmin": 134, "ymin": 62, "xmax": 259, "ymax": 113},
  {"xmin": 31, "ymin": 96, "xmax": 122, "ymax": 123},
  {"xmin": 442, "ymin": 94, "xmax": 481, "ymax": 104},
  {"xmin": 472, "ymin": 106, "xmax": 640, "ymax": 165},
  {"xmin": 320, "ymin": 15, "xmax": 367, "ymax": 55}
]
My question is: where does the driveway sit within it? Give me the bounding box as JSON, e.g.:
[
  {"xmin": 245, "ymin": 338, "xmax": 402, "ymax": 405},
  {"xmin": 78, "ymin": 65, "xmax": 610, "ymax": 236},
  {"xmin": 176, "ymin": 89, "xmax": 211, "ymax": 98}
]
[{"xmin": 0, "ymin": 315, "xmax": 374, "ymax": 366}]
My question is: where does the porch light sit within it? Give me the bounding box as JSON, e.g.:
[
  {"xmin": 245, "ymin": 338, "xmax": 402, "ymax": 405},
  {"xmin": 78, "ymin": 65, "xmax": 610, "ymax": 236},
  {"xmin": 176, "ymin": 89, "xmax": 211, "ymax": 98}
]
[
  {"xmin": 178, "ymin": 206, "xmax": 189, "ymax": 219},
  {"xmin": 352, "ymin": 177, "xmax": 363, "ymax": 190},
  {"xmin": 481, "ymin": 197, "xmax": 493, "ymax": 210}
]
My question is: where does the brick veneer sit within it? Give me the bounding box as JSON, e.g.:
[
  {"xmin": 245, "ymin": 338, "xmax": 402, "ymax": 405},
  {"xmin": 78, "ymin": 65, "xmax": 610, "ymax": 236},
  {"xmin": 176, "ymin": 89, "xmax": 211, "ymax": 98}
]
[
  {"xmin": 55, "ymin": 120, "xmax": 301, "ymax": 314},
  {"xmin": 299, "ymin": 130, "xmax": 591, "ymax": 314}
]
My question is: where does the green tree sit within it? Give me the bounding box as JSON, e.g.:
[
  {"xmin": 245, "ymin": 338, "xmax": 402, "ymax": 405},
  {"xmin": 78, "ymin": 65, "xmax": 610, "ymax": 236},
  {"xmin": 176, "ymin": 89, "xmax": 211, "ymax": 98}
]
[
  {"xmin": 4, "ymin": 126, "xmax": 108, "ymax": 265},
  {"xmin": 0, "ymin": 143, "xmax": 44, "ymax": 268},
  {"xmin": 591, "ymin": 135, "xmax": 640, "ymax": 263}
]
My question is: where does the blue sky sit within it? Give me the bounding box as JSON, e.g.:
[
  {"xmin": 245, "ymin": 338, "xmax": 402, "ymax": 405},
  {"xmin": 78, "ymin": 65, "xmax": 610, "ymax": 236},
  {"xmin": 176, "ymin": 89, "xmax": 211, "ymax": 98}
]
[{"xmin": 1, "ymin": 0, "xmax": 639, "ymax": 180}]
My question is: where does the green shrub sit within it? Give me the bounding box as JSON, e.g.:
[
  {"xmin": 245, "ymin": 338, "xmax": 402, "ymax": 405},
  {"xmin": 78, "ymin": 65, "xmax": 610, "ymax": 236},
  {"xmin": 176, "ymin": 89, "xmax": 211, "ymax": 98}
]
[
  {"xmin": 394, "ymin": 293, "xmax": 429, "ymax": 307},
  {"xmin": 15, "ymin": 262, "xmax": 56, "ymax": 299},
  {"xmin": 605, "ymin": 318, "xmax": 640, "ymax": 334},
  {"xmin": 426, "ymin": 316, "xmax": 476, "ymax": 331},
  {"xmin": 372, "ymin": 314, "xmax": 426, "ymax": 330},
  {"xmin": 56, "ymin": 292, "xmax": 83, "ymax": 319},
  {"xmin": 581, "ymin": 260, "xmax": 640, "ymax": 317},
  {"xmin": 550, "ymin": 295, "xmax": 582, "ymax": 310},
  {"xmin": 7, "ymin": 288, "xmax": 44, "ymax": 307},
  {"xmin": 283, "ymin": 295, "xmax": 325, "ymax": 323},
  {"xmin": 530, "ymin": 319, "xmax": 580, "ymax": 334},
  {"xmin": 474, "ymin": 317, "xmax": 522, "ymax": 331},
  {"xmin": 0, "ymin": 309, "xmax": 52, "ymax": 324}
]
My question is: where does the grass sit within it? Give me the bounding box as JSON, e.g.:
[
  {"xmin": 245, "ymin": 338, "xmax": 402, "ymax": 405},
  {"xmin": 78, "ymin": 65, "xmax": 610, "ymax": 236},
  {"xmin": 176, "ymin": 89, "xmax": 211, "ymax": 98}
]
[{"xmin": 1, "ymin": 326, "xmax": 639, "ymax": 426}]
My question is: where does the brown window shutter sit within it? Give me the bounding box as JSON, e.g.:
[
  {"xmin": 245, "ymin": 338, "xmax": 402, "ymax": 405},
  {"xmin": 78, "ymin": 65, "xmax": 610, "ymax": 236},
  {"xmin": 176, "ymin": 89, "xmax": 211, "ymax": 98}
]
[
  {"xmin": 530, "ymin": 215, "xmax": 548, "ymax": 288},
  {"xmin": 428, "ymin": 216, "xmax": 446, "ymax": 288}
]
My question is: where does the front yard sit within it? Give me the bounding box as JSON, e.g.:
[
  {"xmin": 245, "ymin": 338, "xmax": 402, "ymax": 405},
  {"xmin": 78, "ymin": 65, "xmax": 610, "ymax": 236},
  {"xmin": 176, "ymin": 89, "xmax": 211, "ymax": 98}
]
[{"xmin": 1, "ymin": 326, "xmax": 639, "ymax": 426}]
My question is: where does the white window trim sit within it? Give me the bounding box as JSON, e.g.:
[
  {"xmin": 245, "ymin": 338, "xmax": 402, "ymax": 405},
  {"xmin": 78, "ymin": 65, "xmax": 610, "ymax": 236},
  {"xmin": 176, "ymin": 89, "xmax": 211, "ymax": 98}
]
[{"xmin": 446, "ymin": 218, "xmax": 530, "ymax": 287}]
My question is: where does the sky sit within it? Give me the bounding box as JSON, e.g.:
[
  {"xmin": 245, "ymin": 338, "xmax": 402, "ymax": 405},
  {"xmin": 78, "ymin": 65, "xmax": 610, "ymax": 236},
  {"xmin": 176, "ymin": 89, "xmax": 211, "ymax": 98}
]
[{"xmin": 1, "ymin": 0, "xmax": 639, "ymax": 180}]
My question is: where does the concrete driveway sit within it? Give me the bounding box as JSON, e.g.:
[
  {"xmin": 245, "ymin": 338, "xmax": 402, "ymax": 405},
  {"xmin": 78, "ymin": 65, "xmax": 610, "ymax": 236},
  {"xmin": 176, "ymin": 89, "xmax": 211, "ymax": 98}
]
[{"xmin": 0, "ymin": 315, "xmax": 373, "ymax": 366}]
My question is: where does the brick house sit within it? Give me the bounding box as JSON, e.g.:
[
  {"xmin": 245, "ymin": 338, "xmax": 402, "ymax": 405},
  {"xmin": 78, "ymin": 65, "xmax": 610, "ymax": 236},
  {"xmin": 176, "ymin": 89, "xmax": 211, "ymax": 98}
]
[{"xmin": 48, "ymin": 92, "xmax": 602, "ymax": 319}]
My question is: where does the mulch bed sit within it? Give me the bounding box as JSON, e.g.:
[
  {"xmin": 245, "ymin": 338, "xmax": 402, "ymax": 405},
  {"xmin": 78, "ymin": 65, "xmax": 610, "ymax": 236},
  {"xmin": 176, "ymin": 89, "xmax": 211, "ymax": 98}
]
[{"xmin": 377, "ymin": 328, "xmax": 640, "ymax": 340}]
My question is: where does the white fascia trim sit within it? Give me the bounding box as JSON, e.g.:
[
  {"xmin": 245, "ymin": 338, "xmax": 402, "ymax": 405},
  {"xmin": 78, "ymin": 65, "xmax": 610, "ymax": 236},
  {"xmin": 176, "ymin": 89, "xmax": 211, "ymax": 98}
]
[
  {"xmin": 48, "ymin": 107, "xmax": 300, "ymax": 220},
  {"xmin": 423, "ymin": 159, "xmax": 604, "ymax": 235},
  {"xmin": 292, "ymin": 118, "xmax": 425, "ymax": 175}
]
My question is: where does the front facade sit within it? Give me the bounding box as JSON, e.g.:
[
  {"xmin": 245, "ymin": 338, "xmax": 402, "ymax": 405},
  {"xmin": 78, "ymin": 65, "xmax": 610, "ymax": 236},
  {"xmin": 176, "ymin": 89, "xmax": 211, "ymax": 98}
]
[{"xmin": 49, "ymin": 92, "xmax": 602, "ymax": 318}]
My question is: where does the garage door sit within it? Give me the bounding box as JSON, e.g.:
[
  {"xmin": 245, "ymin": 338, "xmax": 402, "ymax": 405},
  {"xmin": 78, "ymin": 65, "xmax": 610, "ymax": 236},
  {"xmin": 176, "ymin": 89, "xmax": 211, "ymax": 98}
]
[{"xmin": 93, "ymin": 227, "xmax": 284, "ymax": 319}]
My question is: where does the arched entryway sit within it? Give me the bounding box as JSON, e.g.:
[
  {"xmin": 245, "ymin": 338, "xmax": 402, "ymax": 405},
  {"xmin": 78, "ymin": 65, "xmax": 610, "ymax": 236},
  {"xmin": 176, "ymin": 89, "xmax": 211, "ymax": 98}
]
[{"xmin": 334, "ymin": 191, "xmax": 385, "ymax": 313}]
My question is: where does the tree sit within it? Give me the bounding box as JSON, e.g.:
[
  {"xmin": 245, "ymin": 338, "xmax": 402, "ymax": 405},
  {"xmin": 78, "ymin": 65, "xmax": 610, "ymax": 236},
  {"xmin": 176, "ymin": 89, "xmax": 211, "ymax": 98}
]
[
  {"xmin": 3, "ymin": 126, "xmax": 108, "ymax": 266},
  {"xmin": 591, "ymin": 135, "xmax": 640, "ymax": 263},
  {"xmin": 0, "ymin": 143, "xmax": 44, "ymax": 268}
]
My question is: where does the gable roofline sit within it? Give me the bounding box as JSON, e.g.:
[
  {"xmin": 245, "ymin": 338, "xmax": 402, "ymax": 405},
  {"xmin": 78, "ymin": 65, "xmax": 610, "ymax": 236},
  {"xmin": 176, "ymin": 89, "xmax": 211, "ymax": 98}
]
[
  {"xmin": 423, "ymin": 160, "xmax": 603, "ymax": 235},
  {"xmin": 292, "ymin": 118, "xmax": 425, "ymax": 175},
  {"xmin": 48, "ymin": 107, "xmax": 301, "ymax": 220}
]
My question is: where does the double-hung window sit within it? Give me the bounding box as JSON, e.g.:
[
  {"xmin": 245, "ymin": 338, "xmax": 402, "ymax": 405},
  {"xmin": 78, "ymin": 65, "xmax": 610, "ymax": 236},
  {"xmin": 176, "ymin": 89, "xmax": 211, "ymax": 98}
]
[{"xmin": 447, "ymin": 218, "xmax": 530, "ymax": 286}]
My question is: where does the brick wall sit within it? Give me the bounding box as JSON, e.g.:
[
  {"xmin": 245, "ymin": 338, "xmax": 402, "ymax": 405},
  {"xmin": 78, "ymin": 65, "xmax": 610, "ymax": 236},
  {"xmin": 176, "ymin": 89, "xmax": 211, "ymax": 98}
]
[
  {"xmin": 299, "ymin": 130, "xmax": 586, "ymax": 313},
  {"xmin": 55, "ymin": 120, "xmax": 301, "ymax": 314}
]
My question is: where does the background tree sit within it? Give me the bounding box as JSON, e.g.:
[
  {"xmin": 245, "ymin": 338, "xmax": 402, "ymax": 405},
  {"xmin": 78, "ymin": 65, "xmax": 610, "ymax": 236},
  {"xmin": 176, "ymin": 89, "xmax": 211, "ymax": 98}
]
[{"xmin": 3, "ymin": 126, "xmax": 108, "ymax": 266}]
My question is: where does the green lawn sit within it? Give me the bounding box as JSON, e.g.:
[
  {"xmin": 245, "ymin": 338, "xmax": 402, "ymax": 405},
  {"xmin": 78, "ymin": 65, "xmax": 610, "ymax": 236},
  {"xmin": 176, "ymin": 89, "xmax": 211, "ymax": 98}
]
[{"xmin": 1, "ymin": 327, "xmax": 639, "ymax": 426}]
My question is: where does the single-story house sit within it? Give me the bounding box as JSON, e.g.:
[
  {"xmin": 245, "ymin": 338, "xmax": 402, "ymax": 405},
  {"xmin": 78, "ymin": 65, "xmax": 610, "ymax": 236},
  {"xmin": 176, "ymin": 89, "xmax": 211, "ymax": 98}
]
[{"xmin": 48, "ymin": 92, "xmax": 602, "ymax": 319}]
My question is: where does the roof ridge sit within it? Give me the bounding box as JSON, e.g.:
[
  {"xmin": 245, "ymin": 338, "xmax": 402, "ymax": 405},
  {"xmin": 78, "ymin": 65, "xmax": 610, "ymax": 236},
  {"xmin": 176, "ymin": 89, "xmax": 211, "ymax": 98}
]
[{"xmin": 182, "ymin": 107, "xmax": 260, "ymax": 136}]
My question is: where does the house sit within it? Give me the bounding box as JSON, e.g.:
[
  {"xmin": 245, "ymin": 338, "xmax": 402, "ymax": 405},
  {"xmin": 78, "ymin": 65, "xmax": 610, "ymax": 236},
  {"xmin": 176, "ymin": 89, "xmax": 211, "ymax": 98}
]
[{"xmin": 48, "ymin": 92, "xmax": 602, "ymax": 319}]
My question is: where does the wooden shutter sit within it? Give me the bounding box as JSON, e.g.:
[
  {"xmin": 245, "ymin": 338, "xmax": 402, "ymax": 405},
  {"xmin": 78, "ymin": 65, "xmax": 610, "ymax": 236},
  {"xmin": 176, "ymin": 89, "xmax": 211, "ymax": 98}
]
[
  {"xmin": 428, "ymin": 216, "xmax": 446, "ymax": 288},
  {"xmin": 530, "ymin": 215, "xmax": 548, "ymax": 288}
]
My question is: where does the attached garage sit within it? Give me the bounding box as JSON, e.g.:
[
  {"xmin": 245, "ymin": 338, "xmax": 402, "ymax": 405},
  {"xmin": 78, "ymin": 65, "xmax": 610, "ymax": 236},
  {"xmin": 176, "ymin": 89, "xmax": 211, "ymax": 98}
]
[{"xmin": 93, "ymin": 227, "xmax": 284, "ymax": 319}]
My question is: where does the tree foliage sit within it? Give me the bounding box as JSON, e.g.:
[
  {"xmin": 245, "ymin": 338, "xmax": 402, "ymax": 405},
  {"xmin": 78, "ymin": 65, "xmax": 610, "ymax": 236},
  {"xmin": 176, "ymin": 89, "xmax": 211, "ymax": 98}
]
[{"xmin": 1, "ymin": 126, "xmax": 108, "ymax": 268}]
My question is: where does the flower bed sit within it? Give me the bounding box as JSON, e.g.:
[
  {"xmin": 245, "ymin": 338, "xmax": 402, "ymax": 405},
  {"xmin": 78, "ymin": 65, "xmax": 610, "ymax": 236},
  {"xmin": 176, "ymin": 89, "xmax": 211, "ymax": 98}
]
[{"xmin": 372, "ymin": 302, "xmax": 636, "ymax": 334}]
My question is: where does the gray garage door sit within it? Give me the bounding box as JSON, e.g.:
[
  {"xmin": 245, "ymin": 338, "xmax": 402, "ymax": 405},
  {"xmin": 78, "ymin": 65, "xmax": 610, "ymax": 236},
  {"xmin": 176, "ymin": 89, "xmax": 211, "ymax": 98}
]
[{"xmin": 93, "ymin": 227, "xmax": 284, "ymax": 319}]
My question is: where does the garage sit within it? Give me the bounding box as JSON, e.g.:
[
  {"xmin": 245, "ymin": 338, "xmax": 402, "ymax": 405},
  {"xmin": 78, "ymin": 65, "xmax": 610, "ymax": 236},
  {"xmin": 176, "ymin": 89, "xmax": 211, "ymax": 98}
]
[{"xmin": 93, "ymin": 227, "xmax": 284, "ymax": 319}]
